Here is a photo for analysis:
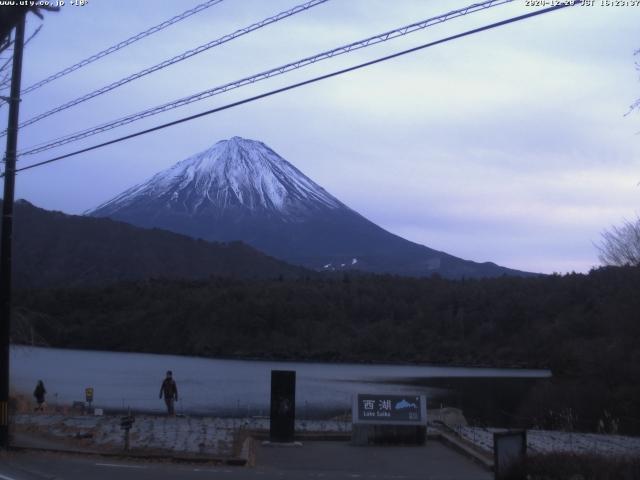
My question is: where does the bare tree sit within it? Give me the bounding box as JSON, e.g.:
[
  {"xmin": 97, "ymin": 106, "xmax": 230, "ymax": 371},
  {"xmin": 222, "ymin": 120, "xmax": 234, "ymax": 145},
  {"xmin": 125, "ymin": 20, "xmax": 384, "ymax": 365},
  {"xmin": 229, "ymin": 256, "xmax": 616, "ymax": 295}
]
[
  {"xmin": 600, "ymin": 52, "xmax": 640, "ymax": 267},
  {"xmin": 0, "ymin": 5, "xmax": 55, "ymax": 93},
  {"xmin": 0, "ymin": 25, "xmax": 42, "ymax": 102},
  {"xmin": 630, "ymin": 49, "xmax": 640, "ymax": 114},
  {"xmin": 597, "ymin": 217, "xmax": 640, "ymax": 267}
]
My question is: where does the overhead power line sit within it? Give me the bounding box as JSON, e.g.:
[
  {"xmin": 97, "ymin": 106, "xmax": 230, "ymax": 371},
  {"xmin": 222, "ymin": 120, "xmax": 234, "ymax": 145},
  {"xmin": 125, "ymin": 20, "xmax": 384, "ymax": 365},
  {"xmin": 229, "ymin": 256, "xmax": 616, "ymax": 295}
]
[
  {"xmin": 8, "ymin": 0, "xmax": 329, "ymax": 137},
  {"xmin": 21, "ymin": 0, "xmax": 226, "ymax": 96},
  {"xmin": 18, "ymin": 0, "xmax": 516, "ymax": 157},
  {"xmin": 10, "ymin": 1, "xmax": 581, "ymax": 176}
]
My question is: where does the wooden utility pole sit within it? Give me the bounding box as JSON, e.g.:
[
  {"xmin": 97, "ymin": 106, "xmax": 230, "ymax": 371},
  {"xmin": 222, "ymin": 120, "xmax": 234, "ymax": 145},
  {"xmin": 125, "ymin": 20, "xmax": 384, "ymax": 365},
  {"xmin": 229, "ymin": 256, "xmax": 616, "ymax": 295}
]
[{"xmin": 0, "ymin": 11, "xmax": 26, "ymax": 449}]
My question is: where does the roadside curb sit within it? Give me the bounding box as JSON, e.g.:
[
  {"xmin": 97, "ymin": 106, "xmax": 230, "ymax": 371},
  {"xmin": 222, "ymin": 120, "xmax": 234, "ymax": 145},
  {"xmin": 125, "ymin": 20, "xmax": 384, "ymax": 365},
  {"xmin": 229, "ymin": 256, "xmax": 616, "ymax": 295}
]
[
  {"xmin": 248, "ymin": 431, "xmax": 351, "ymax": 442},
  {"xmin": 12, "ymin": 430, "xmax": 491, "ymax": 471},
  {"xmin": 8, "ymin": 443, "xmax": 250, "ymax": 466},
  {"xmin": 428, "ymin": 426, "xmax": 494, "ymax": 471}
]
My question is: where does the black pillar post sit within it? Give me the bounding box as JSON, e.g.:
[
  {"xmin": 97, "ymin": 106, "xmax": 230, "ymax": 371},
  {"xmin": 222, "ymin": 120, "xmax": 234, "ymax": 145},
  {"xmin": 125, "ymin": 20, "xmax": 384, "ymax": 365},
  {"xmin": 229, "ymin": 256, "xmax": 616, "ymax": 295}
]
[{"xmin": 270, "ymin": 370, "xmax": 296, "ymax": 443}]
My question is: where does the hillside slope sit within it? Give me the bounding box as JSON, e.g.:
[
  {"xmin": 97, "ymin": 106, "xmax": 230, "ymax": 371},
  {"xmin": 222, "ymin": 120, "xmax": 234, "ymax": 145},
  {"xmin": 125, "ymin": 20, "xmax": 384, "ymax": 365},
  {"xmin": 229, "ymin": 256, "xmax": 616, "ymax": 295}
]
[{"xmin": 3, "ymin": 199, "xmax": 308, "ymax": 288}]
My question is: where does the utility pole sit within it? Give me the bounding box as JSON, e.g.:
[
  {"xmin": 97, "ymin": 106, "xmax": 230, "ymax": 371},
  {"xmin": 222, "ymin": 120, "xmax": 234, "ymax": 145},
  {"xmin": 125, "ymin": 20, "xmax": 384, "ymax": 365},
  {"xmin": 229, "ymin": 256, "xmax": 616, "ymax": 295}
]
[{"xmin": 0, "ymin": 11, "xmax": 26, "ymax": 449}]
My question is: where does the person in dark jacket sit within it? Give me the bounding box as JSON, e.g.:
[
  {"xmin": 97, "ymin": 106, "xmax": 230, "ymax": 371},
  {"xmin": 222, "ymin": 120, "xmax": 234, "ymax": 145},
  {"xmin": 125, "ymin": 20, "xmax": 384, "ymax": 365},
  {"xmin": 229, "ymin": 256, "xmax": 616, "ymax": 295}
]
[
  {"xmin": 33, "ymin": 380, "xmax": 46, "ymax": 412},
  {"xmin": 159, "ymin": 370, "xmax": 178, "ymax": 415}
]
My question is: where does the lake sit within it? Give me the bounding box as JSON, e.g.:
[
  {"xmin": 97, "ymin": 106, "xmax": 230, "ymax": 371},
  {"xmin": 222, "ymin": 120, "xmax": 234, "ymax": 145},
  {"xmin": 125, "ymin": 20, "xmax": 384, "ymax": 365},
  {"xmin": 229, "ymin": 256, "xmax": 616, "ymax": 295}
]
[{"xmin": 10, "ymin": 346, "xmax": 550, "ymax": 418}]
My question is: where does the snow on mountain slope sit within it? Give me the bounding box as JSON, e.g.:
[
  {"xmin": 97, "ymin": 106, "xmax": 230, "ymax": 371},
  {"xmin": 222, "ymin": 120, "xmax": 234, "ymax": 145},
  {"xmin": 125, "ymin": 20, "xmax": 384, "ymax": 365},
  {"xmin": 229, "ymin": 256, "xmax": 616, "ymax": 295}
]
[
  {"xmin": 88, "ymin": 136, "xmax": 534, "ymax": 279},
  {"xmin": 89, "ymin": 137, "xmax": 343, "ymax": 217}
]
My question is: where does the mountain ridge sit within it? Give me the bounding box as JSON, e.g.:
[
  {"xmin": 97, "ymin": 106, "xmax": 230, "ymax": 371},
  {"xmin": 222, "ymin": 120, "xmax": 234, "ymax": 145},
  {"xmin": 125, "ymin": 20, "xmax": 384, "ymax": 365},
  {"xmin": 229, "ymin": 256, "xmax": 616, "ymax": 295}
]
[
  {"xmin": 3, "ymin": 199, "xmax": 308, "ymax": 289},
  {"xmin": 88, "ymin": 137, "xmax": 536, "ymax": 279}
]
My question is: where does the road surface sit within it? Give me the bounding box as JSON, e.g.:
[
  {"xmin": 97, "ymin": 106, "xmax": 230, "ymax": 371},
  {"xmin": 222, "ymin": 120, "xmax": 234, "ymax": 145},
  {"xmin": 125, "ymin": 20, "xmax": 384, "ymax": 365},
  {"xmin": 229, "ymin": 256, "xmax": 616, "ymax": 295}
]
[{"xmin": 0, "ymin": 441, "xmax": 491, "ymax": 480}]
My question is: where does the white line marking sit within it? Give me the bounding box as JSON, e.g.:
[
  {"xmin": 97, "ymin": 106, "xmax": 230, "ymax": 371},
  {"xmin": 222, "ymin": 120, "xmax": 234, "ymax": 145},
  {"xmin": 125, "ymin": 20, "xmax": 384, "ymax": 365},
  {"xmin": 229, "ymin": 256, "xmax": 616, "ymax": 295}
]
[
  {"xmin": 0, "ymin": 473, "xmax": 18, "ymax": 480},
  {"xmin": 95, "ymin": 463, "xmax": 147, "ymax": 469}
]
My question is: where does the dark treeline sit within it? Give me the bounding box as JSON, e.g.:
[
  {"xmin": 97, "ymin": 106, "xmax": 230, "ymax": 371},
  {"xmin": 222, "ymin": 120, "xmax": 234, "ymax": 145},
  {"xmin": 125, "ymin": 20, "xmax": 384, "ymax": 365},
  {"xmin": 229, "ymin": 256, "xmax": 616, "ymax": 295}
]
[{"xmin": 12, "ymin": 266, "xmax": 640, "ymax": 433}]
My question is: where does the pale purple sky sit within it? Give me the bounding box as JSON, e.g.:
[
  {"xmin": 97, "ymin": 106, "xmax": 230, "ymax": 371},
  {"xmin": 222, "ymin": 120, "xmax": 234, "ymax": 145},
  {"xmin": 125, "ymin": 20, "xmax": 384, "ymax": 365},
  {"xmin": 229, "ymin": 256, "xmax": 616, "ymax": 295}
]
[{"xmin": 3, "ymin": 0, "xmax": 639, "ymax": 274}]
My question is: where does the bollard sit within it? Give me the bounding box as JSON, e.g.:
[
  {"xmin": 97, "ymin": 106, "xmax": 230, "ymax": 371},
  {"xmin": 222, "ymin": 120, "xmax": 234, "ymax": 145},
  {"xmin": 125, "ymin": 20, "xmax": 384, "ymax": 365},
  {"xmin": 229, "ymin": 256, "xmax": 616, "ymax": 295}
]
[{"xmin": 120, "ymin": 410, "xmax": 135, "ymax": 451}]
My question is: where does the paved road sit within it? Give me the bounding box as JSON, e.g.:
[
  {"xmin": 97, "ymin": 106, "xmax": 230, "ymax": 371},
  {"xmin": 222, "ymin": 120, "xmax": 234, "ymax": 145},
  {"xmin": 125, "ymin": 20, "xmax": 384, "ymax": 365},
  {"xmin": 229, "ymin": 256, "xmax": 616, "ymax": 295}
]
[
  {"xmin": 257, "ymin": 441, "xmax": 491, "ymax": 480},
  {"xmin": 0, "ymin": 441, "xmax": 491, "ymax": 480}
]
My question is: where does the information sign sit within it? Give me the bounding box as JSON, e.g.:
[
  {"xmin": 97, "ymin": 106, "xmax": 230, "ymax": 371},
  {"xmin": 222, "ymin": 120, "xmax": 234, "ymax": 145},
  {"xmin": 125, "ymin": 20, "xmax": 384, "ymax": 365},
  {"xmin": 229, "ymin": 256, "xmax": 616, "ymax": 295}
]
[{"xmin": 353, "ymin": 394, "xmax": 426, "ymax": 425}]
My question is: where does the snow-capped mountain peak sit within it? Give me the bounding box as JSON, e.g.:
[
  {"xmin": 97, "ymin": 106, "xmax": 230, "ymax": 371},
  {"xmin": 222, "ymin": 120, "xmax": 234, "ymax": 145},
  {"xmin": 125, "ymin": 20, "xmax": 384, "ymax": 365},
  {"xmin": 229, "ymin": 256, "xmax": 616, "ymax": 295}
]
[
  {"xmin": 88, "ymin": 137, "xmax": 343, "ymax": 216},
  {"xmin": 87, "ymin": 136, "xmax": 532, "ymax": 279}
]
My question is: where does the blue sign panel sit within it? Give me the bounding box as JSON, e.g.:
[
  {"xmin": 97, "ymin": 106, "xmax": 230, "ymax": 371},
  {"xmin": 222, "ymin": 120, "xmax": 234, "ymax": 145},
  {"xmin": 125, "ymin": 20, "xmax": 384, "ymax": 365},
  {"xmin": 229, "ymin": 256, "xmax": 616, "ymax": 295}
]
[{"xmin": 356, "ymin": 394, "xmax": 423, "ymax": 423}]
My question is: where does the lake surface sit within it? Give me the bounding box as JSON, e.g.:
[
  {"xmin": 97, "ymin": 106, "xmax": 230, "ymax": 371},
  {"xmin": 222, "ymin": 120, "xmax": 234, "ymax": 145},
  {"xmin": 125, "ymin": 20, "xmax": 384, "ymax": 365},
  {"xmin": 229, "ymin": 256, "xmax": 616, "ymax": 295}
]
[{"xmin": 10, "ymin": 346, "xmax": 550, "ymax": 417}]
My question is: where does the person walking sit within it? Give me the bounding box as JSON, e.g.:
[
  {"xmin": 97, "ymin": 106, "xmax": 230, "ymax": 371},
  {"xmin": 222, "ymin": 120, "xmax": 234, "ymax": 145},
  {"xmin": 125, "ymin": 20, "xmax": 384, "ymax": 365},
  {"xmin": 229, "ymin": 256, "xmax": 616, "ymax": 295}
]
[
  {"xmin": 159, "ymin": 370, "xmax": 178, "ymax": 415},
  {"xmin": 33, "ymin": 380, "xmax": 46, "ymax": 412}
]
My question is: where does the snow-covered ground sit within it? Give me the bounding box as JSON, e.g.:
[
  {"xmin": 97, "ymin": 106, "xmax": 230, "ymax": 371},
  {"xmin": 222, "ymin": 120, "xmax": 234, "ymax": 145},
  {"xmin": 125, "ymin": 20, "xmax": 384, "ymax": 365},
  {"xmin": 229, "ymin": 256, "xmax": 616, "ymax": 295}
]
[
  {"xmin": 13, "ymin": 414, "xmax": 351, "ymax": 457},
  {"xmin": 453, "ymin": 425, "xmax": 640, "ymax": 457},
  {"xmin": 16, "ymin": 412, "xmax": 640, "ymax": 459}
]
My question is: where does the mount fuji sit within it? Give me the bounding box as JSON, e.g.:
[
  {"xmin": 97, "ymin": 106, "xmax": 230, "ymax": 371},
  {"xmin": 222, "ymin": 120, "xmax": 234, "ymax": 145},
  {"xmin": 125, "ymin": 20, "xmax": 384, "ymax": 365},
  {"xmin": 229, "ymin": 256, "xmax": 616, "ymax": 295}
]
[{"xmin": 87, "ymin": 137, "xmax": 531, "ymax": 278}]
